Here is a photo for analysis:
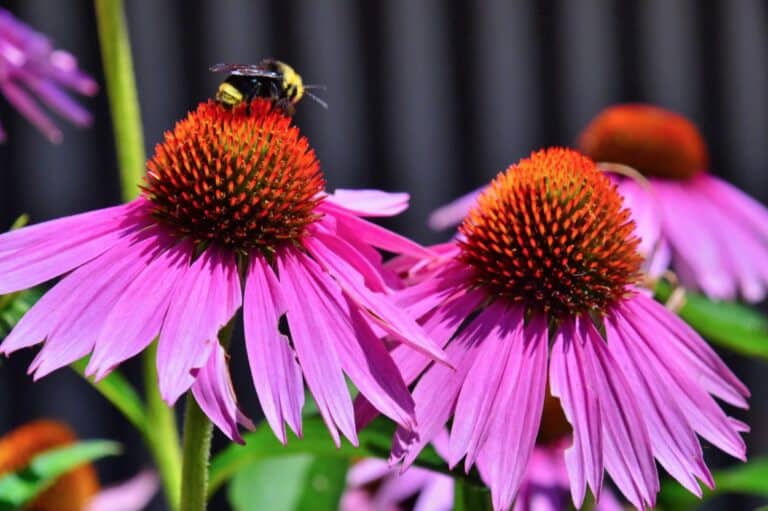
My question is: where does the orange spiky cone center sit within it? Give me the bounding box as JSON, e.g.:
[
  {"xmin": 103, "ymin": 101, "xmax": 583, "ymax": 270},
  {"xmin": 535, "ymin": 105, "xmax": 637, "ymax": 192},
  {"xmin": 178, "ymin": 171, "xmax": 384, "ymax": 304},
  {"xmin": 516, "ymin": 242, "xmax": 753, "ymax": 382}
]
[
  {"xmin": 143, "ymin": 99, "xmax": 325, "ymax": 254},
  {"xmin": 459, "ymin": 148, "xmax": 642, "ymax": 318},
  {"xmin": 578, "ymin": 103, "xmax": 708, "ymax": 180},
  {"xmin": 0, "ymin": 420, "xmax": 99, "ymax": 511}
]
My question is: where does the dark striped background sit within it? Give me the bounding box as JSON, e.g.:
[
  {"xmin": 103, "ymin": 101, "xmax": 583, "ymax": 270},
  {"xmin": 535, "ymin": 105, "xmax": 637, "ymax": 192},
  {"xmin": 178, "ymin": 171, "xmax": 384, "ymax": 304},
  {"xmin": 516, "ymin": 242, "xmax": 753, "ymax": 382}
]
[{"xmin": 0, "ymin": 1, "xmax": 766, "ymax": 509}]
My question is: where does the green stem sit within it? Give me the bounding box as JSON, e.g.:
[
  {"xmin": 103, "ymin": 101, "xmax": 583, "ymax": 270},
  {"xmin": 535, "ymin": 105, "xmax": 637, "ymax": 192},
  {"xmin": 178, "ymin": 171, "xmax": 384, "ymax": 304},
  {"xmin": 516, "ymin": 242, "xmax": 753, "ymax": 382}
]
[
  {"xmin": 144, "ymin": 343, "xmax": 183, "ymax": 511},
  {"xmin": 180, "ymin": 322, "xmax": 235, "ymax": 511},
  {"xmin": 94, "ymin": 0, "xmax": 145, "ymax": 201},
  {"xmin": 180, "ymin": 393, "xmax": 214, "ymax": 511}
]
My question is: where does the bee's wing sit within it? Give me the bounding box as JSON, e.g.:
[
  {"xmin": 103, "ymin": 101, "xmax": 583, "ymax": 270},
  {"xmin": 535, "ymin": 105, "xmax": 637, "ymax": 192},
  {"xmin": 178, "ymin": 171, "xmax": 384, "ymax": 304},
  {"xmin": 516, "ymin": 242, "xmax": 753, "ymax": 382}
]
[{"xmin": 209, "ymin": 63, "xmax": 282, "ymax": 79}]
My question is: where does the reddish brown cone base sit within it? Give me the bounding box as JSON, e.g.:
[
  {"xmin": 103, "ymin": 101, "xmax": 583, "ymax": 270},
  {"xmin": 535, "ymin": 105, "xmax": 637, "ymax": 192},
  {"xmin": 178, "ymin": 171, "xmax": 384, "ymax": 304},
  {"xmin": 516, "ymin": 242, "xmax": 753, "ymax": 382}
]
[{"xmin": 578, "ymin": 103, "xmax": 708, "ymax": 180}]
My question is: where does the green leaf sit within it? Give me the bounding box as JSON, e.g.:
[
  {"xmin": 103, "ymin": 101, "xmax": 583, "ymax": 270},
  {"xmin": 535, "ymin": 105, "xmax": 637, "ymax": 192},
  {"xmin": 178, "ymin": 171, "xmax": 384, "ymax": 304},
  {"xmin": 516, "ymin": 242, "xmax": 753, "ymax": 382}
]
[
  {"xmin": 0, "ymin": 440, "xmax": 121, "ymax": 510},
  {"xmin": 228, "ymin": 455, "xmax": 348, "ymax": 511},
  {"xmin": 655, "ymin": 280, "xmax": 768, "ymax": 360},
  {"xmin": 454, "ymin": 480, "xmax": 491, "ymax": 511},
  {"xmin": 0, "ymin": 287, "xmax": 44, "ymax": 338},
  {"xmin": 71, "ymin": 357, "xmax": 148, "ymax": 436},
  {"xmin": 659, "ymin": 458, "xmax": 768, "ymax": 510},
  {"xmin": 208, "ymin": 416, "xmax": 454, "ymax": 498}
]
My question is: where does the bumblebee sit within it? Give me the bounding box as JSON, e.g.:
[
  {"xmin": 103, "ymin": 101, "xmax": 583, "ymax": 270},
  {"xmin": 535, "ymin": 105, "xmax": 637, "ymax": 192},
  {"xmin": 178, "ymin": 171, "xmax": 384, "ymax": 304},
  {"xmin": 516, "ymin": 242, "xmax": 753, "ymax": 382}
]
[{"xmin": 209, "ymin": 60, "xmax": 326, "ymax": 115}]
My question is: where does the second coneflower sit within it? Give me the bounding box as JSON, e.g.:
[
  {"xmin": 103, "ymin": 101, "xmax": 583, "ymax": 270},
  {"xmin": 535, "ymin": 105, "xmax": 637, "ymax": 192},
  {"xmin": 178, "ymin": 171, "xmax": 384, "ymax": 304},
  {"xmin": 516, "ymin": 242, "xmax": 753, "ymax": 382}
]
[
  {"xmin": 0, "ymin": 98, "xmax": 448, "ymax": 444},
  {"xmin": 579, "ymin": 103, "xmax": 768, "ymax": 302},
  {"xmin": 367, "ymin": 148, "xmax": 749, "ymax": 510}
]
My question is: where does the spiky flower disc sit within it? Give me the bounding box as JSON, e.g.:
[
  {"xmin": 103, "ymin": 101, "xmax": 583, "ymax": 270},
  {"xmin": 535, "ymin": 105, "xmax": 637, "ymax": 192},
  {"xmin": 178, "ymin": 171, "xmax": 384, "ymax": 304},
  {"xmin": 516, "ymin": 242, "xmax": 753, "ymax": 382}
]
[
  {"xmin": 143, "ymin": 99, "xmax": 325, "ymax": 253},
  {"xmin": 459, "ymin": 147, "xmax": 642, "ymax": 318},
  {"xmin": 578, "ymin": 104, "xmax": 708, "ymax": 180}
]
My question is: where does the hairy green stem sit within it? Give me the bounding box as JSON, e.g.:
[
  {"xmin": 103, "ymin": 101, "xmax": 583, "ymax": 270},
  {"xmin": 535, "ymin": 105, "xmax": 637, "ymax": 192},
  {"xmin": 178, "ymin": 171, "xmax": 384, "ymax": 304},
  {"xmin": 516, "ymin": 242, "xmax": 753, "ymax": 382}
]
[
  {"xmin": 180, "ymin": 322, "xmax": 235, "ymax": 511},
  {"xmin": 94, "ymin": 0, "xmax": 145, "ymax": 201}
]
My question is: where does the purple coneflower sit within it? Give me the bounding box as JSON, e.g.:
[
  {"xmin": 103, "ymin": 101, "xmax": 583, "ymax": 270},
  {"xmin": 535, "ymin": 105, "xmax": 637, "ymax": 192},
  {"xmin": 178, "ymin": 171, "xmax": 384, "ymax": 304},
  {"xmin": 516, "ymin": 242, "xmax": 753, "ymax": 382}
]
[
  {"xmin": 579, "ymin": 103, "xmax": 768, "ymax": 302},
  {"xmin": 0, "ymin": 99, "xmax": 447, "ymax": 444},
  {"xmin": 367, "ymin": 148, "xmax": 749, "ymax": 510},
  {"xmin": 0, "ymin": 7, "xmax": 97, "ymax": 143}
]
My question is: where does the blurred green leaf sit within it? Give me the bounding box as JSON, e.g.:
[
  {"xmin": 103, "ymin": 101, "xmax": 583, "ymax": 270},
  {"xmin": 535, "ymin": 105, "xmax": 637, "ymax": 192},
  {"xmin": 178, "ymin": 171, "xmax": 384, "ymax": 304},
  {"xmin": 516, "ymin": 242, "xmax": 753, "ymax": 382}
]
[
  {"xmin": 209, "ymin": 416, "xmax": 451, "ymax": 498},
  {"xmin": 71, "ymin": 357, "xmax": 148, "ymax": 436},
  {"xmin": 454, "ymin": 480, "xmax": 491, "ymax": 511},
  {"xmin": 228, "ymin": 455, "xmax": 348, "ymax": 511},
  {"xmin": 658, "ymin": 458, "xmax": 768, "ymax": 510},
  {"xmin": 655, "ymin": 280, "xmax": 768, "ymax": 360},
  {"xmin": 0, "ymin": 287, "xmax": 44, "ymax": 338},
  {"xmin": 0, "ymin": 440, "xmax": 121, "ymax": 510}
]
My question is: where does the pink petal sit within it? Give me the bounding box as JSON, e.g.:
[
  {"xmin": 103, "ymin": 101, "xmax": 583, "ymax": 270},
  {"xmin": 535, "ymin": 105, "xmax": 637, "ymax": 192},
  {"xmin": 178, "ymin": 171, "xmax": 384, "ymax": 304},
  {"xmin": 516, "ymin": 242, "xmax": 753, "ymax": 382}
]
[
  {"xmin": 324, "ymin": 189, "xmax": 410, "ymax": 217},
  {"xmin": 318, "ymin": 201, "xmax": 434, "ymax": 258},
  {"xmin": 277, "ymin": 249, "xmax": 357, "ymax": 446},
  {"xmin": 85, "ymin": 470, "xmax": 159, "ymax": 511},
  {"xmin": 578, "ymin": 317, "xmax": 658, "ymax": 509},
  {"xmin": 192, "ymin": 342, "xmax": 253, "ymax": 443},
  {"xmin": 157, "ymin": 246, "xmax": 242, "ymax": 405},
  {"xmin": 428, "ymin": 188, "xmax": 482, "ymax": 231},
  {"xmin": 628, "ymin": 293, "xmax": 749, "ymax": 407},
  {"xmin": 481, "ymin": 313, "xmax": 548, "ymax": 511},
  {"xmin": 304, "ymin": 234, "xmax": 449, "ymax": 366},
  {"xmin": 392, "ymin": 303, "xmax": 507, "ymax": 468},
  {"xmin": 86, "ymin": 238, "xmax": 193, "ymax": 380},
  {"xmin": 354, "ymin": 287, "xmax": 485, "ymax": 429},
  {"xmin": 621, "ymin": 297, "xmax": 748, "ymax": 460},
  {"xmin": 549, "ymin": 320, "xmax": 604, "ymax": 507},
  {"xmin": 449, "ymin": 304, "xmax": 525, "ymax": 470},
  {"xmin": 0, "ymin": 199, "xmax": 147, "ymax": 294},
  {"xmin": 0, "ymin": 80, "xmax": 61, "ymax": 142},
  {"xmin": 394, "ymin": 261, "xmax": 475, "ymax": 320},
  {"xmin": 243, "ymin": 255, "xmax": 304, "ymax": 444},
  {"xmin": 698, "ymin": 174, "xmax": 768, "ymax": 239},
  {"xmin": 606, "ymin": 310, "xmax": 712, "ymax": 495},
  {"xmin": 614, "ymin": 178, "xmax": 667, "ymax": 278}
]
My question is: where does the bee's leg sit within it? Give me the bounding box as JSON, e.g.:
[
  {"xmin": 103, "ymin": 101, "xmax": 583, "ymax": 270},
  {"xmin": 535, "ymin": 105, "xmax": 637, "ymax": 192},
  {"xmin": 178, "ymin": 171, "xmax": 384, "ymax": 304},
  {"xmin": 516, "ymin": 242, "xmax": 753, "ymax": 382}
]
[{"xmin": 273, "ymin": 98, "xmax": 296, "ymax": 116}]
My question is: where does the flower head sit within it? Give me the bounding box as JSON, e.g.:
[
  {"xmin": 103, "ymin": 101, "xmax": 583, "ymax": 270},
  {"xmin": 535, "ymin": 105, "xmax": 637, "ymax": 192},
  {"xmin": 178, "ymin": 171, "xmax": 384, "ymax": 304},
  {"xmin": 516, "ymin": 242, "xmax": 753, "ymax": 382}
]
[
  {"xmin": 0, "ymin": 8, "xmax": 97, "ymax": 143},
  {"xmin": 578, "ymin": 104, "xmax": 707, "ymax": 180},
  {"xmin": 577, "ymin": 103, "xmax": 768, "ymax": 301},
  {"xmin": 372, "ymin": 148, "xmax": 749, "ymax": 510},
  {"xmin": 459, "ymin": 148, "xmax": 642, "ymax": 317},
  {"xmin": 0, "ymin": 99, "xmax": 446, "ymax": 444}
]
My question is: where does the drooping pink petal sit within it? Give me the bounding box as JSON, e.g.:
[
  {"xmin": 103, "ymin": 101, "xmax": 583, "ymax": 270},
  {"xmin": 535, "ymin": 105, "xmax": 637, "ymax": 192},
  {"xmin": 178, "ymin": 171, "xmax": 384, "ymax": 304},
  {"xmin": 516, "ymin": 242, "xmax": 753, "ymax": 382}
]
[
  {"xmin": 0, "ymin": 80, "xmax": 61, "ymax": 142},
  {"xmin": 84, "ymin": 469, "xmax": 158, "ymax": 511},
  {"xmin": 354, "ymin": 287, "xmax": 485, "ymax": 429},
  {"xmin": 86, "ymin": 238, "xmax": 193, "ymax": 380},
  {"xmin": 614, "ymin": 178, "xmax": 668, "ymax": 278},
  {"xmin": 27, "ymin": 232, "xmax": 167, "ymax": 379},
  {"xmin": 319, "ymin": 201, "xmax": 434, "ymax": 258},
  {"xmin": 577, "ymin": 317, "xmax": 658, "ymax": 510},
  {"xmin": 698, "ymin": 174, "xmax": 768, "ymax": 239},
  {"xmin": 628, "ymin": 293, "xmax": 749, "ymax": 407},
  {"xmin": 620, "ymin": 296, "xmax": 748, "ymax": 460},
  {"xmin": 308, "ymin": 226, "xmax": 390, "ymax": 292},
  {"xmin": 392, "ymin": 303, "xmax": 507, "ymax": 468},
  {"xmin": 606, "ymin": 310, "xmax": 713, "ymax": 495},
  {"xmin": 324, "ymin": 189, "xmax": 410, "ymax": 217},
  {"xmin": 304, "ymin": 234, "xmax": 449, "ymax": 365},
  {"xmin": 277, "ymin": 249, "xmax": 357, "ymax": 446},
  {"xmin": 394, "ymin": 261, "xmax": 475, "ymax": 320},
  {"xmin": 480, "ymin": 313, "xmax": 548, "ymax": 511},
  {"xmin": 0, "ymin": 199, "xmax": 147, "ymax": 294},
  {"xmin": 653, "ymin": 183, "xmax": 736, "ymax": 299},
  {"xmin": 157, "ymin": 246, "xmax": 241, "ymax": 405},
  {"xmin": 449, "ymin": 304, "xmax": 525, "ymax": 470},
  {"xmin": 428, "ymin": 188, "xmax": 482, "ymax": 231},
  {"xmin": 192, "ymin": 342, "xmax": 253, "ymax": 443},
  {"xmin": 243, "ymin": 254, "xmax": 304, "ymax": 444},
  {"xmin": 549, "ymin": 321, "xmax": 603, "ymax": 507}
]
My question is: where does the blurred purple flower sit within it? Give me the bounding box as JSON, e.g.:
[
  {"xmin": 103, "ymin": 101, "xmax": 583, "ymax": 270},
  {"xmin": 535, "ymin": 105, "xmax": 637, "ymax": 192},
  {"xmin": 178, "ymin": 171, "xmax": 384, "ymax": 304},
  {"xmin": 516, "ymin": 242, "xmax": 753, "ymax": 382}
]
[{"xmin": 0, "ymin": 7, "xmax": 98, "ymax": 143}]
